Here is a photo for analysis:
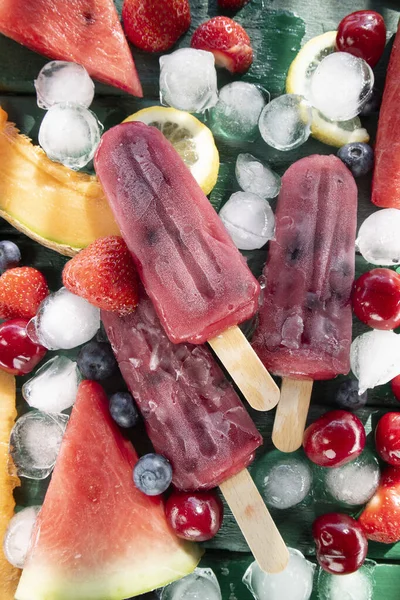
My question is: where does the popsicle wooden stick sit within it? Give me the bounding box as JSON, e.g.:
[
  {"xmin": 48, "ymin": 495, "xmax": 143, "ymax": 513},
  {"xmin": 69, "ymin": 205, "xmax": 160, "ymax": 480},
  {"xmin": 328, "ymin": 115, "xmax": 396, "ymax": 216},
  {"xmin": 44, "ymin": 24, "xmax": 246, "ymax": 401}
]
[
  {"xmin": 272, "ymin": 378, "xmax": 313, "ymax": 453},
  {"xmin": 208, "ymin": 326, "xmax": 280, "ymax": 411},
  {"xmin": 220, "ymin": 468, "xmax": 289, "ymax": 573}
]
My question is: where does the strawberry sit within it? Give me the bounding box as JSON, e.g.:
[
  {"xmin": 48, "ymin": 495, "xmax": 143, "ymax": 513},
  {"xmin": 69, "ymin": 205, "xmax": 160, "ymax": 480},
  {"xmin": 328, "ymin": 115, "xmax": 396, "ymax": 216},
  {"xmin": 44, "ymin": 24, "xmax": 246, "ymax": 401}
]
[
  {"xmin": 0, "ymin": 267, "xmax": 49, "ymax": 320},
  {"xmin": 191, "ymin": 16, "xmax": 253, "ymax": 74},
  {"xmin": 122, "ymin": 0, "xmax": 191, "ymax": 53},
  {"xmin": 218, "ymin": 0, "xmax": 250, "ymax": 9},
  {"xmin": 359, "ymin": 465, "xmax": 400, "ymax": 544},
  {"xmin": 62, "ymin": 236, "xmax": 139, "ymax": 315}
]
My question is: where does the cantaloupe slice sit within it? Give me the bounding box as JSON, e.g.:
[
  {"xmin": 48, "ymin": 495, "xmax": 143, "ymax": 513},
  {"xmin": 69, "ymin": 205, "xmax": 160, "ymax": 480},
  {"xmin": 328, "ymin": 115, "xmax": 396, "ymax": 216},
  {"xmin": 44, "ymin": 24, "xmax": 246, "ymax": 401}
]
[
  {"xmin": 0, "ymin": 371, "xmax": 21, "ymax": 600},
  {"xmin": 0, "ymin": 107, "xmax": 120, "ymax": 256}
]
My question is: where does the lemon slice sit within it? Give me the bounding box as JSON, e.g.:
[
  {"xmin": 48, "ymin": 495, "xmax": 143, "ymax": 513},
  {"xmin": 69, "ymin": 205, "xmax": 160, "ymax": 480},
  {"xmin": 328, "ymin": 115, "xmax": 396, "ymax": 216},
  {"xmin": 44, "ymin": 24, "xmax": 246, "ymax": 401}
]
[
  {"xmin": 124, "ymin": 106, "xmax": 220, "ymax": 196},
  {"xmin": 286, "ymin": 31, "xmax": 369, "ymax": 147}
]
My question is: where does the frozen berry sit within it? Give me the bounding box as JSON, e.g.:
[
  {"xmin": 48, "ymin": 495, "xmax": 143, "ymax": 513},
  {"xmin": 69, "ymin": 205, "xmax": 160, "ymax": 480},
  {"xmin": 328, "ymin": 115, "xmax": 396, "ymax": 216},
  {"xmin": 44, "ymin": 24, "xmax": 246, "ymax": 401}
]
[
  {"xmin": 375, "ymin": 413, "xmax": 400, "ymax": 466},
  {"xmin": 166, "ymin": 490, "xmax": 224, "ymax": 541},
  {"xmin": 337, "ymin": 143, "xmax": 374, "ymax": 177},
  {"xmin": 391, "ymin": 375, "xmax": 400, "ymax": 401},
  {"xmin": 336, "ymin": 10, "xmax": 386, "ymax": 68},
  {"xmin": 360, "ymin": 87, "xmax": 382, "ymax": 116},
  {"xmin": 109, "ymin": 392, "xmax": 138, "ymax": 428},
  {"xmin": 352, "ymin": 269, "xmax": 400, "ymax": 330},
  {"xmin": 0, "ymin": 241, "xmax": 21, "ymax": 275},
  {"xmin": 77, "ymin": 341, "xmax": 117, "ymax": 380},
  {"xmin": 335, "ymin": 379, "xmax": 368, "ymax": 411},
  {"xmin": 303, "ymin": 410, "xmax": 366, "ymax": 467},
  {"xmin": 0, "ymin": 318, "xmax": 47, "ymax": 376},
  {"xmin": 133, "ymin": 453, "xmax": 172, "ymax": 496},
  {"xmin": 313, "ymin": 513, "xmax": 368, "ymax": 574}
]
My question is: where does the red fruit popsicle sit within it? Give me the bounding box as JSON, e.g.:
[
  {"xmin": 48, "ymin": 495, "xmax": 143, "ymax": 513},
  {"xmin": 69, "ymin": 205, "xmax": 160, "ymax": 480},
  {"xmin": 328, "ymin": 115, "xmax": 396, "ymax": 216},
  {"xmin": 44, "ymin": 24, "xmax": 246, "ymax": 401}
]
[
  {"xmin": 102, "ymin": 288, "xmax": 289, "ymax": 573},
  {"xmin": 95, "ymin": 121, "xmax": 279, "ymax": 411},
  {"xmin": 372, "ymin": 21, "xmax": 400, "ymax": 208},
  {"xmin": 102, "ymin": 291, "xmax": 262, "ymax": 490},
  {"xmin": 252, "ymin": 155, "xmax": 358, "ymax": 451}
]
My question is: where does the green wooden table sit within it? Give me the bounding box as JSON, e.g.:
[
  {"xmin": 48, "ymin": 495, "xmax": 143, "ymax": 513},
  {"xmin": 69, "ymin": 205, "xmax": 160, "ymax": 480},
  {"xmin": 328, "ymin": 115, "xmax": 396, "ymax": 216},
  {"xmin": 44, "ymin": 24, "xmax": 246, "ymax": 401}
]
[{"xmin": 1, "ymin": 0, "xmax": 400, "ymax": 598}]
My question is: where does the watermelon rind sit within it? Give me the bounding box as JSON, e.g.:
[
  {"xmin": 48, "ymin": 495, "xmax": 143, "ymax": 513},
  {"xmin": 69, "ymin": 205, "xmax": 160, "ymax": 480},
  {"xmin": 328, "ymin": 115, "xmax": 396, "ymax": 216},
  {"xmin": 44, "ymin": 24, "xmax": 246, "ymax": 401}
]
[{"xmin": 15, "ymin": 547, "xmax": 202, "ymax": 600}]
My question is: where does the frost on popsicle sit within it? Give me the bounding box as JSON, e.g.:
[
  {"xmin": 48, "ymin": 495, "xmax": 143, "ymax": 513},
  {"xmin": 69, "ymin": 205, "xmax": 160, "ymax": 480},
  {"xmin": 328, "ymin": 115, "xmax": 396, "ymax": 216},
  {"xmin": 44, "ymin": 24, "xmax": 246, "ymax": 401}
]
[
  {"xmin": 356, "ymin": 209, "xmax": 400, "ymax": 265},
  {"xmin": 350, "ymin": 330, "xmax": 400, "ymax": 394},
  {"xmin": 22, "ymin": 356, "xmax": 80, "ymax": 413},
  {"xmin": 219, "ymin": 192, "xmax": 275, "ymax": 250},
  {"xmin": 209, "ymin": 82, "xmax": 266, "ymax": 141},
  {"xmin": 159, "ymin": 48, "xmax": 218, "ymax": 113},
  {"xmin": 235, "ymin": 153, "xmax": 281, "ymax": 199},
  {"xmin": 3, "ymin": 506, "xmax": 41, "ymax": 568},
  {"xmin": 159, "ymin": 567, "xmax": 222, "ymax": 600},
  {"xmin": 243, "ymin": 548, "xmax": 315, "ymax": 600},
  {"xmin": 9, "ymin": 411, "xmax": 68, "ymax": 480}
]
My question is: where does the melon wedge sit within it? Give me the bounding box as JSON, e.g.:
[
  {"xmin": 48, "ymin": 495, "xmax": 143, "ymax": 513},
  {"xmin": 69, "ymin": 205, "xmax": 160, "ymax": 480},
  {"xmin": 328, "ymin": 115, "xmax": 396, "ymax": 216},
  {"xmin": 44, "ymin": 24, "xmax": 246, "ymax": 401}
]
[
  {"xmin": 0, "ymin": 371, "xmax": 21, "ymax": 600},
  {"xmin": 0, "ymin": 107, "xmax": 120, "ymax": 256},
  {"xmin": 16, "ymin": 381, "xmax": 202, "ymax": 600},
  {"xmin": 0, "ymin": 0, "xmax": 142, "ymax": 96}
]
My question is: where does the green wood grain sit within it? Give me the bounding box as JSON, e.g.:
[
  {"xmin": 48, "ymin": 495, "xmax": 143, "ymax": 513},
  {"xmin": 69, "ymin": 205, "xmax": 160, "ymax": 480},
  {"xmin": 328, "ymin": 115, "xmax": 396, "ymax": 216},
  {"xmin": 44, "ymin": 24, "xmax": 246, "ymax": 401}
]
[{"xmin": 1, "ymin": 0, "xmax": 400, "ymax": 598}]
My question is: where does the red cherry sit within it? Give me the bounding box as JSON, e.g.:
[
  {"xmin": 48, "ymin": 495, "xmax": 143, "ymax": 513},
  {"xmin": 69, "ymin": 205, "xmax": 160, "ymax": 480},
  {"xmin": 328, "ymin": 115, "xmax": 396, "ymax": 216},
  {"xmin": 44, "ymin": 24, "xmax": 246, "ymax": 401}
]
[
  {"xmin": 392, "ymin": 375, "xmax": 400, "ymax": 402},
  {"xmin": 375, "ymin": 413, "xmax": 400, "ymax": 465},
  {"xmin": 336, "ymin": 10, "xmax": 386, "ymax": 68},
  {"xmin": 313, "ymin": 513, "xmax": 368, "ymax": 574},
  {"xmin": 165, "ymin": 490, "xmax": 224, "ymax": 542},
  {"xmin": 351, "ymin": 269, "xmax": 400, "ymax": 330},
  {"xmin": 0, "ymin": 318, "xmax": 47, "ymax": 376},
  {"xmin": 303, "ymin": 410, "xmax": 366, "ymax": 467}
]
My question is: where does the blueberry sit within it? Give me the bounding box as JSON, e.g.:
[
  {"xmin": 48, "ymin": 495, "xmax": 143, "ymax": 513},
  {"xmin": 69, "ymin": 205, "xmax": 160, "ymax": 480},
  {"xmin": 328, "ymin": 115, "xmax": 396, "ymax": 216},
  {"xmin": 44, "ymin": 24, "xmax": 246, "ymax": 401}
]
[
  {"xmin": 109, "ymin": 392, "xmax": 138, "ymax": 428},
  {"xmin": 337, "ymin": 143, "xmax": 374, "ymax": 178},
  {"xmin": 133, "ymin": 453, "xmax": 172, "ymax": 496},
  {"xmin": 77, "ymin": 341, "xmax": 117, "ymax": 380},
  {"xmin": 0, "ymin": 241, "xmax": 21, "ymax": 275},
  {"xmin": 360, "ymin": 88, "xmax": 382, "ymax": 116},
  {"xmin": 335, "ymin": 379, "xmax": 367, "ymax": 411}
]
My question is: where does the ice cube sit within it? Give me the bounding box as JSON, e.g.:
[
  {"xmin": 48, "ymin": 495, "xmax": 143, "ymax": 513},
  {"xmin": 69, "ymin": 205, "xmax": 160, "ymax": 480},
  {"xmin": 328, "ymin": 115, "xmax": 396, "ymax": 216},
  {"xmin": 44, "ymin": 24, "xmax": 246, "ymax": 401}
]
[
  {"xmin": 243, "ymin": 548, "xmax": 315, "ymax": 600},
  {"xmin": 236, "ymin": 153, "xmax": 281, "ymax": 199},
  {"xmin": 325, "ymin": 451, "xmax": 380, "ymax": 506},
  {"xmin": 38, "ymin": 102, "xmax": 103, "ymax": 170},
  {"xmin": 28, "ymin": 288, "xmax": 100, "ymax": 350},
  {"xmin": 309, "ymin": 53, "xmax": 374, "ymax": 121},
  {"xmin": 209, "ymin": 82, "xmax": 266, "ymax": 142},
  {"xmin": 22, "ymin": 356, "xmax": 80, "ymax": 413},
  {"xmin": 257, "ymin": 454, "xmax": 313, "ymax": 509},
  {"xmin": 258, "ymin": 94, "xmax": 312, "ymax": 151},
  {"xmin": 159, "ymin": 568, "xmax": 222, "ymax": 600},
  {"xmin": 350, "ymin": 329, "xmax": 400, "ymax": 394},
  {"xmin": 9, "ymin": 411, "xmax": 68, "ymax": 480},
  {"xmin": 159, "ymin": 49, "xmax": 218, "ymax": 113},
  {"xmin": 34, "ymin": 61, "xmax": 94, "ymax": 109},
  {"xmin": 317, "ymin": 563, "xmax": 375, "ymax": 600},
  {"xmin": 219, "ymin": 192, "xmax": 275, "ymax": 250},
  {"xmin": 356, "ymin": 209, "xmax": 400, "ymax": 266},
  {"xmin": 3, "ymin": 506, "xmax": 41, "ymax": 568}
]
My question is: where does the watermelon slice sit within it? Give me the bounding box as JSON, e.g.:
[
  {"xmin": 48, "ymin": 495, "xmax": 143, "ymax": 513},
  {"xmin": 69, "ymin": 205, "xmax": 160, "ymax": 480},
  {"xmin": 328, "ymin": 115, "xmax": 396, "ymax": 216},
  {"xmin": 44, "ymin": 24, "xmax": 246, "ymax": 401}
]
[
  {"xmin": 15, "ymin": 381, "xmax": 201, "ymax": 600},
  {"xmin": 372, "ymin": 21, "xmax": 400, "ymax": 208},
  {"xmin": 0, "ymin": 0, "xmax": 143, "ymax": 97}
]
